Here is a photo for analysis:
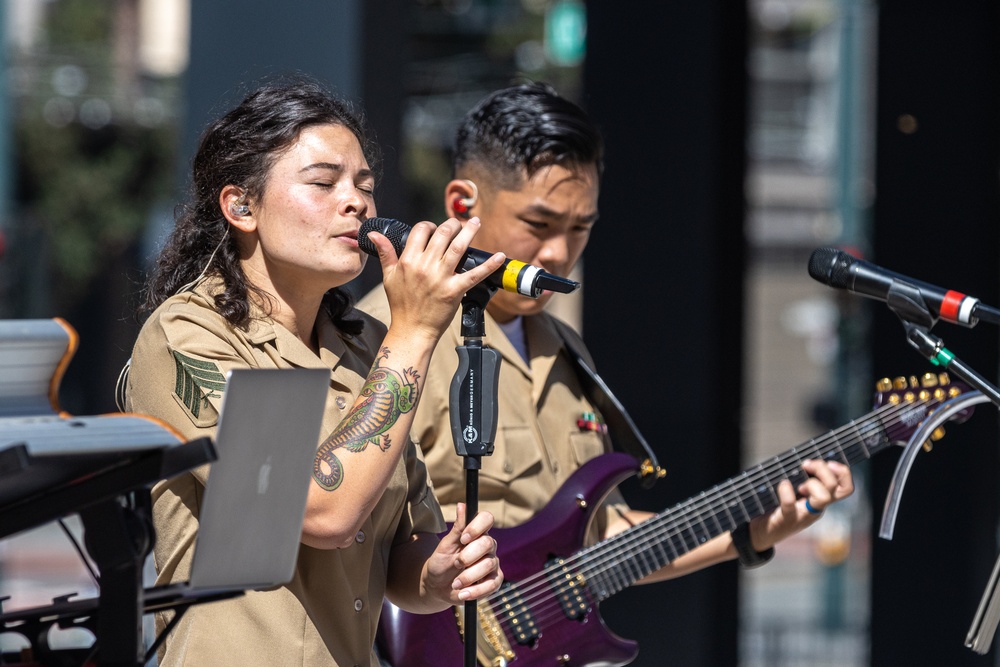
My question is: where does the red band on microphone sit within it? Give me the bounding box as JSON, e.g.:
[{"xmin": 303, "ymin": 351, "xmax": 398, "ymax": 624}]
[{"xmin": 940, "ymin": 290, "xmax": 966, "ymax": 322}]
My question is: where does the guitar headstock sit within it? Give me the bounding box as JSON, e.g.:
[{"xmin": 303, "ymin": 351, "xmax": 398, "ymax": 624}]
[{"xmin": 873, "ymin": 372, "xmax": 973, "ymax": 450}]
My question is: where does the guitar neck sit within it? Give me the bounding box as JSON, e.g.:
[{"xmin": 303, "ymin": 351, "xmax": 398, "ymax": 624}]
[{"xmin": 578, "ymin": 398, "xmax": 916, "ymax": 601}]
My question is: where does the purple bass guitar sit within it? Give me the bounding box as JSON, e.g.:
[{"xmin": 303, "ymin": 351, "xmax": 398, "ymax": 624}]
[{"xmin": 378, "ymin": 374, "xmax": 972, "ymax": 666}]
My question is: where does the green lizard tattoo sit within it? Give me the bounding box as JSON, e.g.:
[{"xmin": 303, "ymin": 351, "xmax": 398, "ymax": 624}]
[{"xmin": 313, "ymin": 347, "xmax": 420, "ymax": 491}]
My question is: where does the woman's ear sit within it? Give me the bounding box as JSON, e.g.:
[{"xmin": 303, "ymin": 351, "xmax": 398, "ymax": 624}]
[{"xmin": 220, "ymin": 185, "xmax": 255, "ymax": 232}]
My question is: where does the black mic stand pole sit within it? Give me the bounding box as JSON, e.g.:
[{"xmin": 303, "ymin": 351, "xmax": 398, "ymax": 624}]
[{"xmin": 449, "ymin": 283, "xmax": 501, "ymax": 667}]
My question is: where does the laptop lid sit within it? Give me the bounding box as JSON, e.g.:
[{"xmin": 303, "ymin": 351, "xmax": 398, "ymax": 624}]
[{"xmin": 188, "ymin": 367, "xmax": 328, "ymax": 590}]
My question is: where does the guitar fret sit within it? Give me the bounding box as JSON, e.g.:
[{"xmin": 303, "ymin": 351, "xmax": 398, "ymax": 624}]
[
  {"xmin": 780, "ymin": 449, "xmax": 809, "ymax": 489},
  {"xmin": 839, "ymin": 424, "xmax": 867, "ymax": 464},
  {"xmin": 651, "ymin": 536, "xmax": 671, "ymax": 566},
  {"xmin": 666, "ymin": 526, "xmax": 685, "ymax": 559},
  {"xmin": 620, "ymin": 554, "xmax": 640, "ymax": 585},
  {"xmin": 692, "ymin": 493, "xmax": 714, "ymax": 545},
  {"xmin": 586, "ymin": 566, "xmax": 610, "ymax": 600},
  {"xmin": 703, "ymin": 498, "xmax": 727, "ymax": 537},
  {"xmin": 850, "ymin": 413, "xmax": 892, "ymax": 464},
  {"xmin": 638, "ymin": 546, "xmax": 657, "ymax": 577},
  {"xmin": 827, "ymin": 430, "xmax": 850, "ymax": 465},
  {"xmin": 805, "ymin": 438, "xmax": 824, "ymax": 463},
  {"xmin": 747, "ymin": 464, "xmax": 771, "ymax": 516}
]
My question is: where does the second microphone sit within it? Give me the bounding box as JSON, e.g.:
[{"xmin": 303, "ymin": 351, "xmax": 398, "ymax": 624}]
[{"xmin": 357, "ymin": 217, "xmax": 580, "ymax": 298}]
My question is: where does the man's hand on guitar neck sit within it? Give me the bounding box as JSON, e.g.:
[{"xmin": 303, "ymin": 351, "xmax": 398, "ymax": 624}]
[
  {"xmin": 603, "ymin": 458, "xmax": 854, "ymax": 585},
  {"xmin": 749, "ymin": 458, "xmax": 854, "ymax": 552}
]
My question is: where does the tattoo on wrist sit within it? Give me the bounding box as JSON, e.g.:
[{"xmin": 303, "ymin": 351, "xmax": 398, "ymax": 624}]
[{"xmin": 312, "ymin": 347, "xmax": 420, "ymax": 491}]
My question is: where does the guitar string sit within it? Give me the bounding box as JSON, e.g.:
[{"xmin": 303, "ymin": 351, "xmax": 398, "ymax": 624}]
[
  {"xmin": 505, "ymin": 397, "xmax": 931, "ymax": 633},
  {"xmin": 481, "ymin": 397, "xmax": 939, "ymax": 639},
  {"xmin": 487, "ymin": 397, "xmax": 924, "ymax": 635}
]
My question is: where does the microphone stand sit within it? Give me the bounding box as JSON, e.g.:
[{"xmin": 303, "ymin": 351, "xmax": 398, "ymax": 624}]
[
  {"xmin": 880, "ymin": 282, "xmax": 1000, "ymax": 653},
  {"xmin": 449, "ymin": 283, "xmax": 501, "ymax": 667}
]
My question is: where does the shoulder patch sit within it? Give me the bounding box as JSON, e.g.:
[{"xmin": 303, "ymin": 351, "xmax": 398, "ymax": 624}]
[{"xmin": 171, "ymin": 350, "xmax": 227, "ymax": 419}]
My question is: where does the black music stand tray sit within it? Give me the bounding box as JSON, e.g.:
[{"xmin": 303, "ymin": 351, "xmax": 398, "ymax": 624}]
[{"xmin": 0, "ymin": 436, "xmax": 216, "ymax": 667}]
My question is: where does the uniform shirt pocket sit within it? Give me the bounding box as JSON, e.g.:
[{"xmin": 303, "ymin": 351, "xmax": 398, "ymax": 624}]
[
  {"xmin": 480, "ymin": 425, "xmax": 543, "ymax": 484},
  {"xmin": 569, "ymin": 430, "xmax": 608, "ymax": 467}
]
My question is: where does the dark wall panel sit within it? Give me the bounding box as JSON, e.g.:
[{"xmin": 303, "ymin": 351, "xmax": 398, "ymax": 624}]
[
  {"xmin": 582, "ymin": 3, "xmax": 748, "ymax": 666},
  {"xmin": 871, "ymin": 2, "xmax": 1000, "ymax": 665}
]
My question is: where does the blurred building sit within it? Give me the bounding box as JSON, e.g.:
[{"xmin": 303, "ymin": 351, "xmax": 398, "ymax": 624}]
[{"xmin": 4, "ymin": 1, "xmax": 998, "ymax": 666}]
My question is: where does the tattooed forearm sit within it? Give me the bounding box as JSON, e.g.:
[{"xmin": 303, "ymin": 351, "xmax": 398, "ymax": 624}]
[{"xmin": 312, "ymin": 347, "xmax": 421, "ymax": 491}]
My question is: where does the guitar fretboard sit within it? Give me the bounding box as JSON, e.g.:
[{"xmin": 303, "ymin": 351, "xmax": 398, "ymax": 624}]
[{"xmin": 575, "ymin": 397, "xmax": 929, "ymax": 600}]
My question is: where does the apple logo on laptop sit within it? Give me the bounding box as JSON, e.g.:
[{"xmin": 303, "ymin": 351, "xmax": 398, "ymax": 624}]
[{"xmin": 257, "ymin": 455, "xmax": 273, "ymax": 495}]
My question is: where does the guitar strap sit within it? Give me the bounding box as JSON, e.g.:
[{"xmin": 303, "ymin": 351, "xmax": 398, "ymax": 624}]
[{"xmin": 552, "ymin": 318, "xmax": 665, "ymax": 488}]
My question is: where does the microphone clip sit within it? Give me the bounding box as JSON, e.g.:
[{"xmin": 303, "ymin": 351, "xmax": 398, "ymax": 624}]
[{"xmin": 885, "ymin": 279, "xmax": 939, "ymax": 330}]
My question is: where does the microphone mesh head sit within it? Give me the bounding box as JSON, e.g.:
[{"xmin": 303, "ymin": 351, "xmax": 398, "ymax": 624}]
[
  {"xmin": 808, "ymin": 247, "xmax": 854, "ymax": 288},
  {"xmin": 358, "ymin": 218, "xmax": 409, "ymax": 257}
]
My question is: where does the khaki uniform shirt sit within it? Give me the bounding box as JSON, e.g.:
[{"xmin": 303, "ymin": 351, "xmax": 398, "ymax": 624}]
[
  {"xmin": 126, "ymin": 279, "xmax": 445, "ymax": 667},
  {"xmin": 357, "ymin": 288, "xmax": 625, "ymax": 539}
]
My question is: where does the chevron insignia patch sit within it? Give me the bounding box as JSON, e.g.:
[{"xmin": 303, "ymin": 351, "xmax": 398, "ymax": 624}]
[{"xmin": 171, "ymin": 350, "xmax": 226, "ymax": 419}]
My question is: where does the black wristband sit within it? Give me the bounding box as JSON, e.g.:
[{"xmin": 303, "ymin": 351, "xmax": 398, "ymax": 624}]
[{"xmin": 731, "ymin": 522, "xmax": 775, "ymax": 568}]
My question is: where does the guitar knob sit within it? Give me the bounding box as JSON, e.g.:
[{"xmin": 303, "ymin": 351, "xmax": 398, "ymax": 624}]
[{"xmin": 876, "ymin": 378, "xmax": 893, "ymax": 392}]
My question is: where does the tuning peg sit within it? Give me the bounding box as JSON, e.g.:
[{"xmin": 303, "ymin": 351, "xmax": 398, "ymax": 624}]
[{"xmin": 921, "ymin": 426, "xmax": 947, "ymax": 453}]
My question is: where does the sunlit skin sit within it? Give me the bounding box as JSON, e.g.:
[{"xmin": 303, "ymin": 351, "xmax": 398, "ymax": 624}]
[
  {"xmin": 217, "ymin": 122, "xmax": 504, "ymax": 610},
  {"xmin": 445, "ymin": 161, "xmax": 854, "ymax": 583},
  {"xmin": 222, "ymin": 124, "xmax": 376, "ymax": 346},
  {"xmin": 446, "ymin": 163, "xmax": 599, "ymax": 324}
]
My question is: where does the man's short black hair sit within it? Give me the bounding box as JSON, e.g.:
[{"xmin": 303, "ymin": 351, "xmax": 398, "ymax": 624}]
[{"xmin": 452, "ymin": 82, "xmax": 604, "ymax": 189}]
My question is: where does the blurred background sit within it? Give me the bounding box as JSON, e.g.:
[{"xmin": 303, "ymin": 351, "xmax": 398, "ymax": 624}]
[{"xmin": 0, "ymin": 1, "xmax": 998, "ymax": 665}]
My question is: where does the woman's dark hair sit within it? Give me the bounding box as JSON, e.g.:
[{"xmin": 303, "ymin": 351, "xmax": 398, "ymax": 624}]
[
  {"xmin": 452, "ymin": 81, "xmax": 604, "ymax": 189},
  {"xmin": 142, "ymin": 76, "xmax": 378, "ymax": 334}
]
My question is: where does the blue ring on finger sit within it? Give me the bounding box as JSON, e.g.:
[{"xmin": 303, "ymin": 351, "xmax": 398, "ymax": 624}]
[{"xmin": 805, "ymin": 499, "xmax": 822, "ymax": 515}]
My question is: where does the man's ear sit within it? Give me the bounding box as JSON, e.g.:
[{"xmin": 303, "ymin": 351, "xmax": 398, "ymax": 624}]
[
  {"xmin": 444, "ymin": 179, "xmax": 478, "ymax": 219},
  {"xmin": 220, "ymin": 185, "xmax": 255, "ymax": 232}
]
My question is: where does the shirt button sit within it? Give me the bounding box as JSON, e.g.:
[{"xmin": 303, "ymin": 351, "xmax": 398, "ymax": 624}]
[
  {"xmin": 354, "ymin": 598, "xmax": 363, "ymax": 612},
  {"xmin": 355, "ymin": 530, "xmax": 366, "ymax": 544},
  {"xmin": 503, "ymin": 461, "xmax": 513, "ymax": 473},
  {"xmin": 552, "ymin": 461, "xmax": 560, "ymax": 473},
  {"xmin": 336, "ymin": 395, "xmax": 347, "ymax": 409}
]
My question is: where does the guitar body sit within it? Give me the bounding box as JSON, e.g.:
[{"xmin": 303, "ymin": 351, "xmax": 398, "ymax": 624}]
[
  {"xmin": 378, "ymin": 452, "xmax": 642, "ymax": 667},
  {"xmin": 378, "ymin": 374, "xmax": 974, "ymax": 666}
]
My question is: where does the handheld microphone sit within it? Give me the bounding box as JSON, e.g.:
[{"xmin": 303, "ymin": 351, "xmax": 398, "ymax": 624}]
[
  {"xmin": 807, "ymin": 247, "xmax": 1000, "ymax": 327},
  {"xmin": 358, "ymin": 217, "xmax": 580, "ymax": 298}
]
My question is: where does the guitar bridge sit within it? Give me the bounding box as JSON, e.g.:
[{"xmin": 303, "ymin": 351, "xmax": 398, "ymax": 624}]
[{"xmin": 456, "ymin": 582, "xmax": 540, "ymax": 666}]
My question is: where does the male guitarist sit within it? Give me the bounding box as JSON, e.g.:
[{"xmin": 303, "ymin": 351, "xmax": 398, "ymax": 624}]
[{"xmin": 357, "ymin": 82, "xmax": 854, "ymax": 655}]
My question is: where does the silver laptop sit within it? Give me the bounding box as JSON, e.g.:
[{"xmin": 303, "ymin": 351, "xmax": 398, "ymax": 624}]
[{"xmin": 145, "ymin": 366, "xmax": 329, "ymax": 607}]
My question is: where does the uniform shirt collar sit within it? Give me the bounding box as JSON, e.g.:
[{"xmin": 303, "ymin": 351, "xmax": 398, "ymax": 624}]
[{"xmin": 193, "ymin": 277, "xmax": 372, "ymax": 372}]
